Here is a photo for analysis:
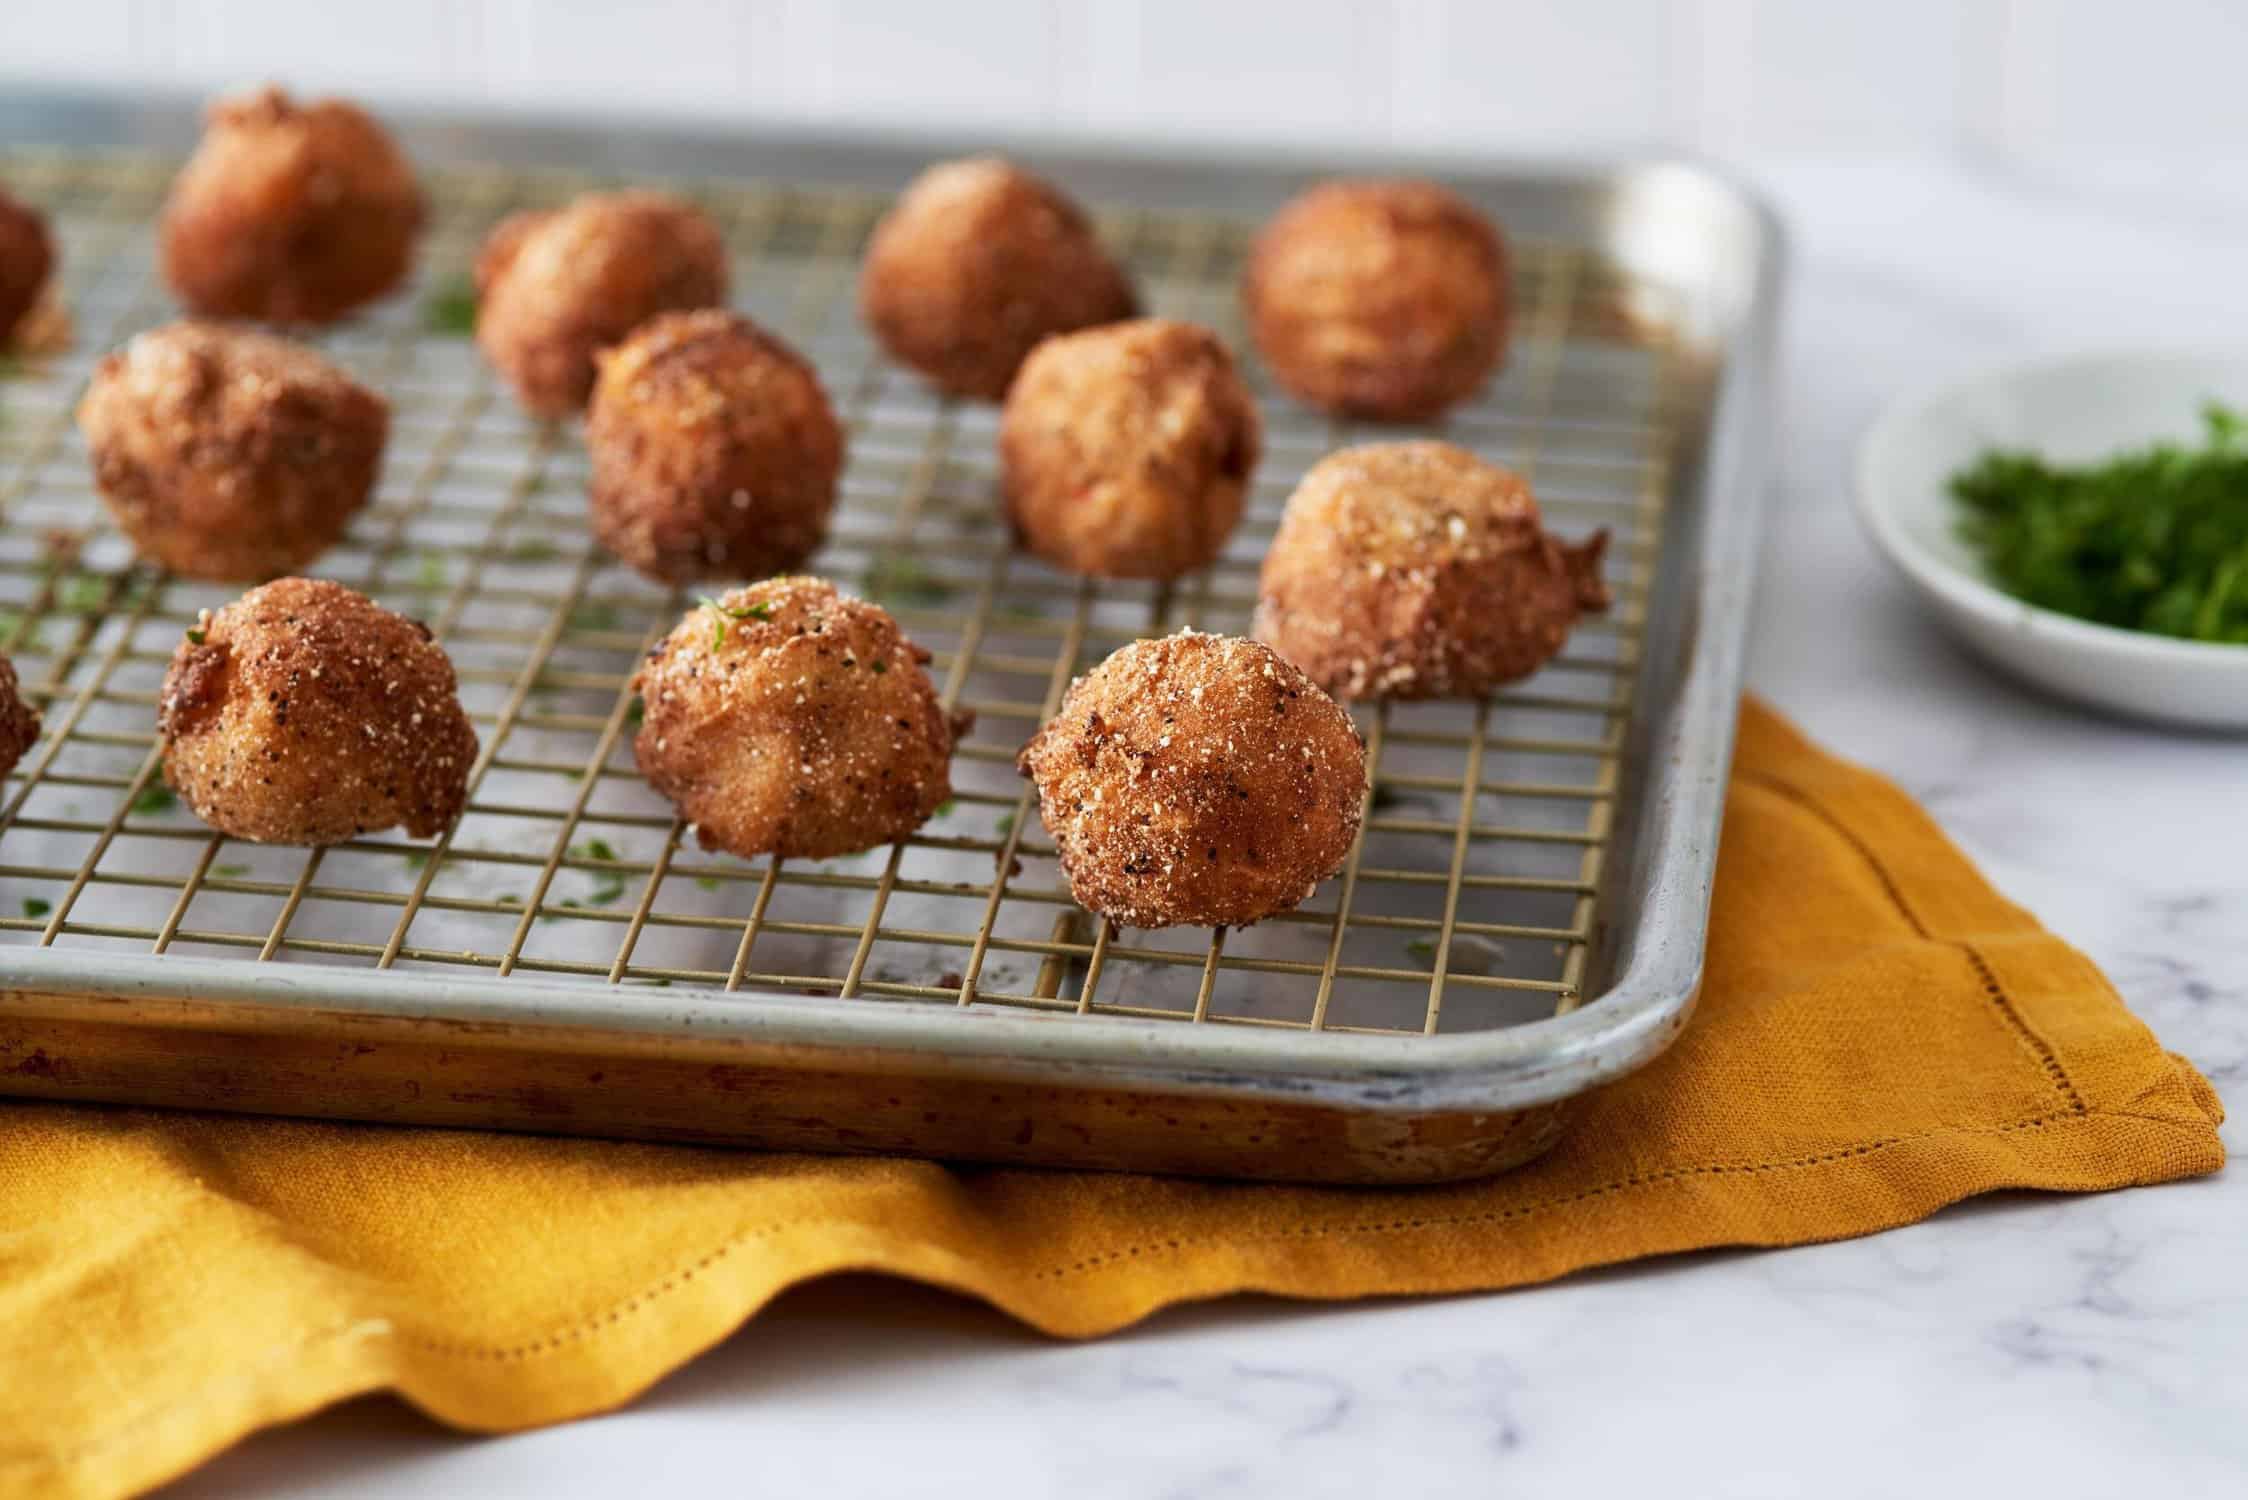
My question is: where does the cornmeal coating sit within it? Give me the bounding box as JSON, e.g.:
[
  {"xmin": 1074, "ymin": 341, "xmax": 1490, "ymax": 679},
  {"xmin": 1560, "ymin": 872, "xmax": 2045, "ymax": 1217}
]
[
  {"xmin": 999, "ymin": 319, "xmax": 1261, "ymax": 581},
  {"xmin": 0, "ymin": 654, "xmax": 43, "ymax": 779},
  {"xmin": 0, "ymin": 187, "xmax": 55, "ymax": 345},
  {"xmin": 1244, "ymin": 179, "xmax": 1507, "ymax": 421},
  {"xmin": 157, "ymin": 578, "xmax": 477, "ymax": 845},
  {"xmin": 632, "ymin": 577, "xmax": 958, "ymax": 861},
  {"xmin": 159, "ymin": 86, "xmax": 423, "ymax": 324},
  {"xmin": 77, "ymin": 321, "xmax": 388, "ymax": 581},
  {"xmin": 1018, "ymin": 632, "xmax": 1366, "ymax": 930},
  {"xmin": 587, "ymin": 309, "xmax": 842, "ymax": 583},
  {"xmin": 859, "ymin": 157, "xmax": 1137, "ymax": 400},
  {"xmin": 1254, "ymin": 441, "xmax": 1609, "ymax": 701},
  {"xmin": 474, "ymin": 191, "xmax": 728, "ymax": 418}
]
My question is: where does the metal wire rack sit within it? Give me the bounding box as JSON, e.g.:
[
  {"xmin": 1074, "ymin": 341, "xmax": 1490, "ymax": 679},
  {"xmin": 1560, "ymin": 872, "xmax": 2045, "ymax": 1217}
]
[{"xmin": 0, "ymin": 147, "xmax": 1688, "ymax": 1042}]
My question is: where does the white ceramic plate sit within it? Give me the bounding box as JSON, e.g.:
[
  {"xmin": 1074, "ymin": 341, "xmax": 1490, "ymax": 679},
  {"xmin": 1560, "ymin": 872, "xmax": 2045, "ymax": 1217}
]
[{"xmin": 1854, "ymin": 350, "xmax": 2248, "ymax": 731}]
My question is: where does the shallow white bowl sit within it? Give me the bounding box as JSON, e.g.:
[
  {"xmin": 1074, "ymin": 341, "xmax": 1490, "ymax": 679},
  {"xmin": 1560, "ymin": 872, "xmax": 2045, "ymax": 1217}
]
[{"xmin": 1854, "ymin": 350, "xmax": 2248, "ymax": 731}]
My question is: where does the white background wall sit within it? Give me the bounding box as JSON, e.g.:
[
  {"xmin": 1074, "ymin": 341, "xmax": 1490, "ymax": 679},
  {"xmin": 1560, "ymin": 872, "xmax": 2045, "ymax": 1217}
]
[{"xmin": 4, "ymin": 0, "xmax": 2243, "ymax": 179}]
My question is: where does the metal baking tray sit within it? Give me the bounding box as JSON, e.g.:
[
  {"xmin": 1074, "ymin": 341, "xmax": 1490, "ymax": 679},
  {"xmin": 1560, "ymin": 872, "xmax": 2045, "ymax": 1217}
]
[{"xmin": 0, "ymin": 87, "xmax": 1781, "ymax": 1182}]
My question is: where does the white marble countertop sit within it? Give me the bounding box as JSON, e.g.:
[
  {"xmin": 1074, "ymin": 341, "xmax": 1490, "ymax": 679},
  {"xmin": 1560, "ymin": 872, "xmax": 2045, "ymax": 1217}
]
[{"xmin": 158, "ymin": 157, "xmax": 2246, "ymax": 1499}]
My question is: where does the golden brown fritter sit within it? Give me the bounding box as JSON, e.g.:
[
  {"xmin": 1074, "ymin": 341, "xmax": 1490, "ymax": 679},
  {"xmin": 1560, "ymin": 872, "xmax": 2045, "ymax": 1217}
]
[
  {"xmin": 159, "ymin": 85, "xmax": 423, "ymax": 325},
  {"xmin": 587, "ymin": 309, "xmax": 843, "ymax": 584},
  {"xmin": 0, "ymin": 186, "xmax": 55, "ymax": 346},
  {"xmin": 474, "ymin": 191, "xmax": 728, "ymax": 418},
  {"xmin": 76, "ymin": 321, "xmax": 387, "ymax": 581},
  {"xmin": 0, "ymin": 654, "xmax": 44, "ymax": 779},
  {"xmin": 1018, "ymin": 632, "xmax": 1366, "ymax": 930},
  {"xmin": 632, "ymin": 577, "xmax": 958, "ymax": 860},
  {"xmin": 999, "ymin": 319, "xmax": 1261, "ymax": 581},
  {"xmin": 859, "ymin": 157, "xmax": 1138, "ymax": 400},
  {"xmin": 157, "ymin": 578, "xmax": 477, "ymax": 845},
  {"xmin": 1255, "ymin": 442, "xmax": 1608, "ymax": 700},
  {"xmin": 1244, "ymin": 179, "xmax": 1508, "ymax": 422}
]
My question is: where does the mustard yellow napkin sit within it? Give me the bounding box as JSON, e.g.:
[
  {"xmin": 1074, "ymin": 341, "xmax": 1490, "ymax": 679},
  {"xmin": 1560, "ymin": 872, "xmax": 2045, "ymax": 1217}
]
[{"xmin": 0, "ymin": 700, "xmax": 2222, "ymax": 1500}]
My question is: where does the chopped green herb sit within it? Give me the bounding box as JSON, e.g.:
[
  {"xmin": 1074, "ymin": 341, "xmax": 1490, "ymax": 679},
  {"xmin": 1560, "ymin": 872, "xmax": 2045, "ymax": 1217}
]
[
  {"xmin": 698, "ymin": 595, "xmax": 770, "ymax": 648},
  {"xmin": 130, "ymin": 785, "xmax": 176, "ymax": 816},
  {"xmin": 568, "ymin": 838, "xmax": 628, "ymax": 905},
  {"xmin": 510, "ymin": 537, "xmax": 557, "ymax": 563},
  {"xmin": 404, "ymin": 849, "xmax": 430, "ymax": 871},
  {"xmin": 415, "ymin": 553, "xmax": 447, "ymax": 592},
  {"xmin": 933, "ymin": 799, "xmax": 955, "ymax": 818},
  {"xmin": 22, "ymin": 897, "xmax": 50, "ymax": 919},
  {"xmin": 625, "ymin": 696, "xmax": 645, "ymax": 725},
  {"xmin": 994, "ymin": 811, "xmax": 1015, "ymax": 836},
  {"xmin": 1953, "ymin": 402, "xmax": 2248, "ymax": 643},
  {"xmin": 870, "ymin": 658, "xmax": 888, "ymax": 674},
  {"xmin": 695, "ymin": 875, "xmax": 722, "ymax": 892},
  {"xmin": 0, "ymin": 613, "xmax": 46, "ymax": 653},
  {"xmin": 495, "ymin": 893, "xmax": 522, "ymax": 906},
  {"xmin": 185, "ymin": 627, "xmax": 205, "ymax": 645},
  {"xmin": 57, "ymin": 575, "xmax": 107, "ymax": 614},
  {"xmin": 423, "ymin": 274, "xmax": 478, "ymax": 336},
  {"xmin": 211, "ymin": 863, "xmax": 249, "ymax": 878},
  {"xmin": 1405, "ymin": 936, "xmax": 1437, "ymax": 961},
  {"xmin": 862, "ymin": 555, "xmax": 954, "ymax": 608}
]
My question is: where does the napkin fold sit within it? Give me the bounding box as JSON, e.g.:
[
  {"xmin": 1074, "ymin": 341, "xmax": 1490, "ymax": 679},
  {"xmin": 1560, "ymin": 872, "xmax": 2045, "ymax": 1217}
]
[{"xmin": 0, "ymin": 699, "xmax": 2222, "ymax": 1500}]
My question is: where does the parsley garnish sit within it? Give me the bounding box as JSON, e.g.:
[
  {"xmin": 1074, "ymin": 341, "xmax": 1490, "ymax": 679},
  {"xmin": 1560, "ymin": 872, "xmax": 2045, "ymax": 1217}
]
[
  {"xmin": 862, "ymin": 556, "xmax": 953, "ymax": 608},
  {"xmin": 568, "ymin": 838, "xmax": 629, "ymax": 905},
  {"xmin": 699, "ymin": 595, "xmax": 771, "ymax": 649},
  {"xmin": 22, "ymin": 897, "xmax": 50, "ymax": 918},
  {"xmin": 1953, "ymin": 402, "xmax": 2248, "ymax": 642},
  {"xmin": 130, "ymin": 786, "xmax": 176, "ymax": 816},
  {"xmin": 423, "ymin": 274, "xmax": 477, "ymax": 336}
]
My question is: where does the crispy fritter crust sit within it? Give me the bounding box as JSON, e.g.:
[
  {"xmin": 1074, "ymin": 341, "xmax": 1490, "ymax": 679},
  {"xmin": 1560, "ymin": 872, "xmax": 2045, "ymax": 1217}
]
[
  {"xmin": 1017, "ymin": 632, "xmax": 1365, "ymax": 930},
  {"xmin": 0, "ymin": 187, "xmax": 55, "ymax": 345},
  {"xmin": 0, "ymin": 654, "xmax": 43, "ymax": 779},
  {"xmin": 859, "ymin": 157, "xmax": 1138, "ymax": 400},
  {"xmin": 76, "ymin": 321, "xmax": 388, "ymax": 581},
  {"xmin": 587, "ymin": 309, "xmax": 842, "ymax": 583},
  {"xmin": 1243, "ymin": 179, "xmax": 1508, "ymax": 421},
  {"xmin": 157, "ymin": 578, "xmax": 477, "ymax": 845},
  {"xmin": 632, "ymin": 577, "xmax": 957, "ymax": 860},
  {"xmin": 474, "ymin": 191, "xmax": 728, "ymax": 418},
  {"xmin": 999, "ymin": 319, "xmax": 1261, "ymax": 581},
  {"xmin": 159, "ymin": 86, "xmax": 423, "ymax": 324},
  {"xmin": 1254, "ymin": 441, "xmax": 1609, "ymax": 700}
]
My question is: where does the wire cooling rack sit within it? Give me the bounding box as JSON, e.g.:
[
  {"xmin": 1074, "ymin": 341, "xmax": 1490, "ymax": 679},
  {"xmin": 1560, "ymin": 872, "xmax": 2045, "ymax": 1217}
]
[{"xmin": 0, "ymin": 147, "xmax": 1688, "ymax": 1041}]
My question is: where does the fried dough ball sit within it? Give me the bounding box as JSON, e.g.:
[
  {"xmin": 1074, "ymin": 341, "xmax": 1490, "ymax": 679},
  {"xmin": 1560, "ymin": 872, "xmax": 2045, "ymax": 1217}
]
[
  {"xmin": 1244, "ymin": 179, "xmax": 1507, "ymax": 421},
  {"xmin": 76, "ymin": 322, "xmax": 387, "ymax": 581},
  {"xmin": 859, "ymin": 157, "xmax": 1138, "ymax": 400},
  {"xmin": 1018, "ymin": 632, "xmax": 1365, "ymax": 930},
  {"xmin": 159, "ymin": 86, "xmax": 423, "ymax": 325},
  {"xmin": 157, "ymin": 578, "xmax": 476, "ymax": 845},
  {"xmin": 587, "ymin": 309, "xmax": 842, "ymax": 583},
  {"xmin": 0, "ymin": 654, "xmax": 43, "ymax": 779},
  {"xmin": 474, "ymin": 191, "xmax": 728, "ymax": 418},
  {"xmin": 999, "ymin": 319, "xmax": 1260, "ymax": 580},
  {"xmin": 1255, "ymin": 442, "xmax": 1609, "ymax": 701},
  {"xmin": 0, "ymin": 187, "xmax": 55, "ymax": 346},
  {"xmin": 632, "ymin": 577, "xmax": 958, "ymax": 861}
]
